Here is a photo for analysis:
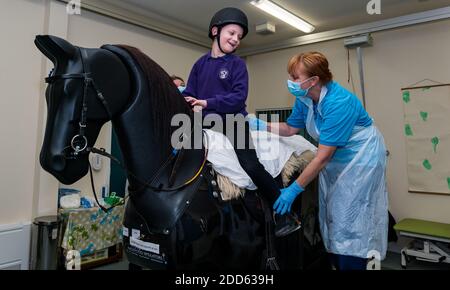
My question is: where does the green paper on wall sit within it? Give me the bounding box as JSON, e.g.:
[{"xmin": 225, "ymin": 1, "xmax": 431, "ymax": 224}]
[
  {"xmin": 431, "ymin": 137, "xmax": 439, "ymax": 153},
  {"xmin": 402, "ymin": 91, "xmax": 410, "ymax": 103},
  {"xmin": 401, "ymin": 84, "xmax": 450, "ymax": 194},
  {"xmin": 420, "ymin": 111, "xmax": 428, "ymax": 121},
  {"xmin": 405, "ymin": 124, "xmax": 413, "ymax": 136},
  {"xmin": 423, "ymin": 159, "xmax": 432, "ymax": 170}
]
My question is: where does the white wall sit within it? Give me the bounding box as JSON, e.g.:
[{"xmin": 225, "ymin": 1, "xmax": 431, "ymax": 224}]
[
  {"xmin": 0, "ymin": 0, "xmax": 47, "ymax": 225},
  {"xmin": 247, "ymin": 18, "xmax": 450, "ymax": 224},
  {"xmin": 0, "ymin": 0, "xmax": 206, "ymax": 228}
]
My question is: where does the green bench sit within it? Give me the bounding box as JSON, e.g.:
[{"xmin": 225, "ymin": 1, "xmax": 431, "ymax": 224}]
[{"xmin": 394, "ymin": 218, "xmax": 450, "ymax": 268}]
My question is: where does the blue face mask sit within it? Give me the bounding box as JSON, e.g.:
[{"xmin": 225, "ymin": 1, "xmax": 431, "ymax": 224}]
[
  {"xmin": 178, "ymin": 86, "xmax": 186, "ymax": 93},
  {"xmin": 287, "ymin": 78, "xmax": 313, "ymax": 98}
]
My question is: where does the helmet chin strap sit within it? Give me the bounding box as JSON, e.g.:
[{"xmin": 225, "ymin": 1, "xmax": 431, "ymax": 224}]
[
  {"xmin": 215, "ymin": 27, "xmax": 237, "ymax": 55},
  {"xmin": 216, "ymin": 27, "xmax": 226, "ymax": 55}
]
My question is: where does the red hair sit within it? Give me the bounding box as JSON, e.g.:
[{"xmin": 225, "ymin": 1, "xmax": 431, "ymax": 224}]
[{"xmin": 287, "ymin": 51, "xmax": 333, "ymax": 84}]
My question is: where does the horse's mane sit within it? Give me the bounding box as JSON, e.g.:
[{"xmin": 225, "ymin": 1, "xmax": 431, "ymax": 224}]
[{"xmin": 116, "ymin": 45, "xmax": 193, "ymax": 153}]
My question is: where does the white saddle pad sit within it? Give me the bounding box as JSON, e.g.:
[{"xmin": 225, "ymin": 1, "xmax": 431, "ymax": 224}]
[{"xmin": 204, "ymin": 129, "xmax": 317, "ymax": 190}]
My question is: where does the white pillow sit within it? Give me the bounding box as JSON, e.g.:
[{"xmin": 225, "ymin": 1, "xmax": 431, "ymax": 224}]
[{"xmin": 60, "ymin": 193, "xmax": 81, "ymax": 209}]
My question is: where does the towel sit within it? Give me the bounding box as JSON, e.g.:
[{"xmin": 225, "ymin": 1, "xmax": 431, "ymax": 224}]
[{"xmin": 204, "ymin": 129, "xmax": 317, "ymax": 190}]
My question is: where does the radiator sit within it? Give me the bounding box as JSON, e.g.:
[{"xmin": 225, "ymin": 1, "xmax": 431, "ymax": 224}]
[
  {"xmin": 0, "ymin": 222, "xmax": 31, "ymax": 270},
  {"xmin": 255, "ymin": 107, "xmax": 317, "ymax": 145},
  {"xmin": 255, "ymin": 107, "xmax": 292, "ymax": 122}
]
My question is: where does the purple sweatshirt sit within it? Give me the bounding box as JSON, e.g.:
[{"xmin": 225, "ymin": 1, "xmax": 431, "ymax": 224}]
[{"xmin": 183, "ymin": 52, "xmax": 249, "ymax": 118}]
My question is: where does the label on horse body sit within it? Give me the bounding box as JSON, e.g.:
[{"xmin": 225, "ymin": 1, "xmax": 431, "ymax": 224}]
[
  {"xmin": 131, "ymin": 228, "xmax": 140, "ymax": 239},
  {"xmin": 130, "ymin": 237, "xmax": 160, "ymax": 254}
]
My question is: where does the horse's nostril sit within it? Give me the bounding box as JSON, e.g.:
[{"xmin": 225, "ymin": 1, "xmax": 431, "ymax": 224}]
[{"xmin": 52, "ymin": 154, "xmax": 66, "ymax": 171}]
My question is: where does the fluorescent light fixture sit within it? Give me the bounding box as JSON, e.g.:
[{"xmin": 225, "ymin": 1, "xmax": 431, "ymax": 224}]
[{"xmin": 250, "ymin": 0, "xmax": 315, "ymax": 33}]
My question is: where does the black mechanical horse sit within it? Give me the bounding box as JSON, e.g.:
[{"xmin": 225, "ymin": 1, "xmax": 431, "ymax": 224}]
[{"xmin": 35, "ymin": 35, "xmax": 319, "ymax": 270}]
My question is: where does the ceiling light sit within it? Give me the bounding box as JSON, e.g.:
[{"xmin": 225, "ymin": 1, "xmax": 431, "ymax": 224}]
[{"xmin": 250, "ymin": 0, "xmax": 315, "ymax": 33}]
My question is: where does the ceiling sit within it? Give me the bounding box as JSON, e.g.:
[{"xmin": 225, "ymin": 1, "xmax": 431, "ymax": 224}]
[{"xmin": 103, "ymin": 0, "xmax": 450, "ymax": 51}]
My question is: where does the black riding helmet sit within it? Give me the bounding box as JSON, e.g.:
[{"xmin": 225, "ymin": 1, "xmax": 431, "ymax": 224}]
[{"xmin": 208, "ymin": 7, "xmax": 249, "ymax": 40}]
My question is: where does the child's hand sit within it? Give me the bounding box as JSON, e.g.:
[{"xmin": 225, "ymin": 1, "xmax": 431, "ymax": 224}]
[
  {"xmin": 191, "ymin": 99, "xmax": 207, "ymax": 109},
  {"xmin": 184, "ymin": 97, "xmax": 207, "ymax": 110},
  {"xmin": 184, "ymin": 96, "xmax": 196, "ymax": 105}
]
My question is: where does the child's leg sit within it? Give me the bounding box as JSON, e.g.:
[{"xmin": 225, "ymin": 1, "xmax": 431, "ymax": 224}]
[
  {"xmin": 231, "ymin": 121, "xmax": 280, "ymax": 205},
  {"xmin": 229, "ymin": 120, "xmax": 301, "ymax": 238}
]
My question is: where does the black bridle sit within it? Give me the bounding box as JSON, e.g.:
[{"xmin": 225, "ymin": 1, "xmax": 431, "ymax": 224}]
[{"xmin": 45, "ymin": 47, "xmax": 208, "ymax": 212}]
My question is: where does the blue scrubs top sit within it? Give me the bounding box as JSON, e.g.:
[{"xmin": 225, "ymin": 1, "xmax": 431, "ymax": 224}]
[
  {"xmin": 183, "ymin": 52, "xmax": 249, "ymax": 118},
  {"xmin": 286, "ymin": 81, "xmax": 372, "ymax": 147}
]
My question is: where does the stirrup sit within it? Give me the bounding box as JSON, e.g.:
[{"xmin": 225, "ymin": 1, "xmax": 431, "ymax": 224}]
[
  {"xmin": 274, "ymin": 212, "xmax": 302, "ymax": 238},
  {"xmin": 275, "ymin": 222, "xmax": 301, "ymax": 237},
  {"xmin": 265, "ymin": 256, "xmax": 280, "ymax": 270}
]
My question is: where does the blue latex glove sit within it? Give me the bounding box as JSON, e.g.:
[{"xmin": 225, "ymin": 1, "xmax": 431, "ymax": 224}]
[
  {"xmin": 248, "ymin": 117, "xmax": 267, "ymax": 131},
  {"xmin": 273, "ymin": 181, "xmax": 304, "ymax": 215}
]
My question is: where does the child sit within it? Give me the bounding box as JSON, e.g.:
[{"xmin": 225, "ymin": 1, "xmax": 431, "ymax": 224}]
[{"xmin": 183, "ymin": 7, "xmax": 300, "ymax": 237}]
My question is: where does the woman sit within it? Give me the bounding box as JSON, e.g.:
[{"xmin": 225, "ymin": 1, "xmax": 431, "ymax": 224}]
[
  {"xmin": 250, "ymin": 51, "xmax": 388, "ymax": 270},
  {"xmin": 171, "ymin": 75, "xmax": 186, "ymax": 93}
]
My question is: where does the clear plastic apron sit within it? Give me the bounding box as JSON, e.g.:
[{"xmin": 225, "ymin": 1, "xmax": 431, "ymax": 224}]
[{"xmin": 302, "ymin": 96, "xmax": 388, "ymax": 259}]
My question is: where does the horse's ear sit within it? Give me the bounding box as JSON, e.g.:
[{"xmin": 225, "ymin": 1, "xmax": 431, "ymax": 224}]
[{"xmin": 35, "ymin": 35, "xmax": 77, "ymax": 64}]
